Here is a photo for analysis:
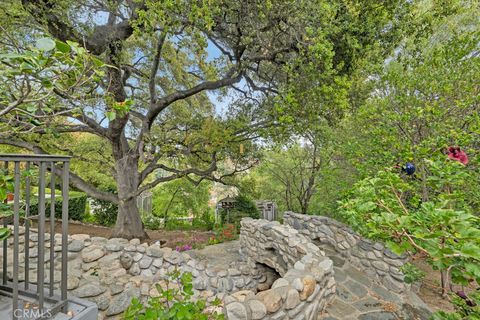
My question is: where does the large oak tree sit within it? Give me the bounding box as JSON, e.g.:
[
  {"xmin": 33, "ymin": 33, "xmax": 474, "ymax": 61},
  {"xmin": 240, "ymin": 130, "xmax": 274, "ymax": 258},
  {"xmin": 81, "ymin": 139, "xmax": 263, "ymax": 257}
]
[{"xmin": 0, "ymin": 0, "xmax": 408, "ymax": 238}]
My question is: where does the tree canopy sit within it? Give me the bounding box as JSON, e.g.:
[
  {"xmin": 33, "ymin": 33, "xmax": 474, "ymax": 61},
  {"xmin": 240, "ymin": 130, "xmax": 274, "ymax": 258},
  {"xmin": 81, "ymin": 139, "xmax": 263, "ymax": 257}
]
[{"xmin": 0, "ymin": 0, "xmax": 410, "ymax": 238}]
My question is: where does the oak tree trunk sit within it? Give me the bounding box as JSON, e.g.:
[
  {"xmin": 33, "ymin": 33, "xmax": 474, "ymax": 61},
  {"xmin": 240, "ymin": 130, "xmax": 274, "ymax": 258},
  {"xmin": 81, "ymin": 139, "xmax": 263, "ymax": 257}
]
[
  {"xmin": 112, "ymin": 196, "xmax": 147, "ymax": 240},
  {"xmin": 110, "ymin": 150, "xmax": 148, "ymax": 240}
]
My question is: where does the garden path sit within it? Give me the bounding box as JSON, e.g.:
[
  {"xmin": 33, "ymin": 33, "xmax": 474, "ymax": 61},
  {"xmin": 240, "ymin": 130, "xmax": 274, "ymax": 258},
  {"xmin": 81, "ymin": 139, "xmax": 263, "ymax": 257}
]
[{"xmin": 317, "ymin": 245, "xmax": 431, "ymax": 320}]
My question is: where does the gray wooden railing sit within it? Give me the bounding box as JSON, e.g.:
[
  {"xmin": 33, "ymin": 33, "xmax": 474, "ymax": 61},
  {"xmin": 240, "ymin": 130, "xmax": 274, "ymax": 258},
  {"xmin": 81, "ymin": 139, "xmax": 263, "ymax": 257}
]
[{"xmin": 0, "ymin": 154, "xmax": 70, "ymax": 319}]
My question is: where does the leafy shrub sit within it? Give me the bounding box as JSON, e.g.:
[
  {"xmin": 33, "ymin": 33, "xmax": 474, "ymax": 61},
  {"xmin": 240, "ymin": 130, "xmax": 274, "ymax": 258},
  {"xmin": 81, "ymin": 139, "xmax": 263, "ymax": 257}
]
[
  {"xmin": 339, "ymin": 166, "xmax": 480, "ymax": 296},
  {"xmin": 0, "ymin": 170, "xmax": 13, "ymax": 203},
  {"xmin": 163, "ymin": 211, "xmax": 215, "ymax": 231},
  {"xmin": 400, "ymin": 263, "xmax": 425, "ymax": 284},
  {"xmin": 90, "ymin": 197, "xmax": 117, "ymax": 226},
  {"xmin": 124, "ymin": 269, "xmax": 224, "ymax": 320},
  {"xmin": 432, "ymin": 291, "xmax": 480, "ymax": 320},
  {"xmin": 30, "ymin": 193, "xmax": 87, "ymax": 221},
  {"xmin": 165, "ymin": 219, "xmax": 194, "ymax": 231},
  {"xmin": 82, "ymin": 201, "xmax": 96, "ymax": 224},
  {"xmin": 151, "ymin": 179, "xmax": 212, "ymax": 222},
  {"xmin": 219, "ymin": 194, "xmax": 259, "ymax": 228},
  {"xmin": 0, "ymin": 171, "xmax": 13, "ymax": 239},
  {"xmin": 192, "ymin": 210, "xmax": 215, "ymax": 231},
  {"xmin": 143, "ymin": 215, "xmax": 163, "ymax": 230}
]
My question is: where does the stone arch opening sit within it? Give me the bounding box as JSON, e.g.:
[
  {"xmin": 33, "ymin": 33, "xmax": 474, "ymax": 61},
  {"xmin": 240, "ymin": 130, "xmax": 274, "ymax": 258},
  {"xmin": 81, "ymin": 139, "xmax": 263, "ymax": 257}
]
[
  {"xmin": 262, "ymin": 245, "xmax": 289, "ymax": 275},
  {"xmin": 254, "ymin": 262, "xmax": 281, "ymax": 292}
]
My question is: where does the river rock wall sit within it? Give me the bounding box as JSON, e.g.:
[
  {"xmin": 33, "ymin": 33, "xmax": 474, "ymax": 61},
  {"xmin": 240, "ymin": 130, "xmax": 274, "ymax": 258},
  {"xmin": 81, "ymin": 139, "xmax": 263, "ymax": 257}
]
[
  {"xmin": 1, "ymin": 226, "xmax": 276, "ymax": 319},
  {"xmin": 283, "ymin": 212, "xmax": 409, "ymax": 293},
  {"xmin": 224, "ymin": 218, "xmax": 336, "ymax": 320}
]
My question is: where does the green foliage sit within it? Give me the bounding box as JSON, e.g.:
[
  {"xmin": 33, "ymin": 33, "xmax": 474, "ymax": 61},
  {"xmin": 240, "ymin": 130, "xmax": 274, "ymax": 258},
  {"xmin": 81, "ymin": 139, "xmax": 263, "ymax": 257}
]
[
  {"xmin": 245, "ymin": 139, "xmax": 341, "ymax": 215},
  {"xmin": 82, "ymin": 201, "xmax": 96, "ymax": 224},
  {"xmin": 143, "ymin": 215, "xmax": 163, "ymax": 230},
  {"xmin": 231, "ymin": 195, "xmax": 259, "ymax": 218},
  {"xmin": 219, "ymin": 194, "xmax": 259, "ymax": 228},
  {"xmin": 29, "ymin": 192, "xmax": 87, "ymax": 221},
  {"xmin": 400, "ymin": 263, "xmax": 425, "ymax": 284},
  {"xmin": 164, "ymin": 220, "xmax": 194, "ymax": 231},
  {"xmin": 0, "ymin": 170, "xmax": 12, "ymax": 239},
  {"xmin": 151, "ymin": 179, "xmax": 212, "ymax": 225},
  {"xmin": 0, "ymin": 170, "xmax": 14, "ymax": 226},
  {"xmin": 0, "ymin": 227, "xmax": 10, "ymax": 241},
  {"xmin": 124, "ymin": 269, "xmax": 224, "ymax": 320},
  {"xmin": 90, "ymin": 198, "xmax": 118, "ymax": 227},
  {"xmin": 339, "ymin": 165, "xmax": 480, "ymax": 292},
  {"xmin": 192, "ymin": 210, "xmax": 215, "ymax": 231},
  {"xmin": 60, "ymin": 134, "xmax": 115, "ymax": 191},
  {"xmin": 0, "ymin": 170, "xmax": 14, "ymax": 203},
  {"xmin": 162, "ymin": 212, "xmax": 214, "ymax": 231},
  {"xmin": 162, "ymin": 210, "xmax": 216, "ymax": 231},
  {"xmin": 0, "ymin": 9, "xmax": 477, "ymax": 311},
  {"xmin": 339, "ymin": 2, "xmax": 480, "ymax": 182},
  {"xmin": 432, "ymin": 291, "xmax": 480, "ymax": 320},
  {"xmin": 0, "ymin": 37, "xmax": 106, "ymax": 135},
  {"xmin": 426, "ymin": 158, "xmax": 479, "ymax": 213},
  {"xmin": 0, "ymin": 0, "xmax": 413, "ymax": 239}
]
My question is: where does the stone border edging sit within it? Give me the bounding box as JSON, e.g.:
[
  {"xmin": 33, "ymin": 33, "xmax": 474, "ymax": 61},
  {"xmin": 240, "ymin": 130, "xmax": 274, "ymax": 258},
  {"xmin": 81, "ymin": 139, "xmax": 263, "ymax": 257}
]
[{"xmin": 283, "ymin": 212, "xmax": 409, "ymax": 293}]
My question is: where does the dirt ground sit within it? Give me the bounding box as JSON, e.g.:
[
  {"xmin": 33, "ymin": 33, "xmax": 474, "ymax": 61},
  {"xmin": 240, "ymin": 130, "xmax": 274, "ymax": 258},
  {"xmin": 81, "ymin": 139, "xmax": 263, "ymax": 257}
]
[
  {"xmin": 412, "ymin": 255, "xmax": 479, "ymax": 314},
  {"xmin": 43, "ymin": 220, "xmax": 215, "ymax": 249},
  {"xmin": 412, "ymin": 257, "xmax": 455, "ymax": 313}
]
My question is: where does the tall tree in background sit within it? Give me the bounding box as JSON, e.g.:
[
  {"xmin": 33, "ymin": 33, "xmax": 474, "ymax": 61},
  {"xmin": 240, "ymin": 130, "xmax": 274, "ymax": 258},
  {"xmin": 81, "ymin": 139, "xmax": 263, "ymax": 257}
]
[
  {"xmin": 0, "ymin": 0, "xmax": 409, "ymax": 238},
  {"xmin": 341, "ymin": 0, "xmax": 479, "ymax": 198},
  {"xmin": 256, "ymin": 123, "xmax": 335, "ymax": 215}
]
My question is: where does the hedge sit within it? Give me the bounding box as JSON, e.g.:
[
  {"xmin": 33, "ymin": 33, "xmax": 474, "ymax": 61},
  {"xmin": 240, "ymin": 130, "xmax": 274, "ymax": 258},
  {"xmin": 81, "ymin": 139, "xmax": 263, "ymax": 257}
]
[{"xmin": 30, "ymin": 193, "xmax": 87, "ymax": 221}]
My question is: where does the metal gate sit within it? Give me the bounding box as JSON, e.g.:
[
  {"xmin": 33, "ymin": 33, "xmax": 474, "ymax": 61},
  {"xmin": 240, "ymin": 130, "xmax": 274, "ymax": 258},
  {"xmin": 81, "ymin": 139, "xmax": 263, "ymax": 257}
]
[{"xmin": 0, "ymin": 154, "xmax": 70, "ymax": 319}]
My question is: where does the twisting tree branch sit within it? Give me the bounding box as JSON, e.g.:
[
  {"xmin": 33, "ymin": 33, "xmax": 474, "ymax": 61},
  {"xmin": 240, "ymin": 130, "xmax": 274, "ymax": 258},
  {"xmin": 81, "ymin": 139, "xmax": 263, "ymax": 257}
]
[
  {"xmin": 143, "ymin": 66, "xmax": 243, "ymax": 130},
  {"xmin": 149, "ymin": 31, "xmax": 167, "ymax": 104},
  {"xmin": 21, "ymin": 0, "xmax": 139, "ymax": 55}
]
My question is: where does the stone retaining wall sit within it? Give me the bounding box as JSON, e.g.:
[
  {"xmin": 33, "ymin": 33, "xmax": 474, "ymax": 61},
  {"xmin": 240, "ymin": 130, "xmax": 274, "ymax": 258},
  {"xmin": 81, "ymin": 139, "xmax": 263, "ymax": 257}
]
[
  {"xmin": 284, "ymin": 212, "xmax": 409, "ymax": 293},
  {"xmin": 1, "ymin": 226, "xmax": 276, "ymax": 319},
  {"xmin": 2, "ymin": 216, "xmax": 347, "ymax": 320},
  {"xmin": 223, "ymin": 218, "xmax": 336, "ymax": 320}
]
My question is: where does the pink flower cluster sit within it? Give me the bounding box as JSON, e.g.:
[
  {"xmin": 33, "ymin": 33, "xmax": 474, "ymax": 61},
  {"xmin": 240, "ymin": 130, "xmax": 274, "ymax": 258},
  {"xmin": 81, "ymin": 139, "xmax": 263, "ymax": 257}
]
[{"xmin": 175, "ymin": 244, "xmax": 193, "ymax": 252}]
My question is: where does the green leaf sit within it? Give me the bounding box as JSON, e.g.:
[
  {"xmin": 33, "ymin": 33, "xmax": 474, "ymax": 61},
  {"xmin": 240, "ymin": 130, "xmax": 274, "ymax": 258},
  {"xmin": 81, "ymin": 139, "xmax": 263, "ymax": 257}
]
[
  {"xmin": 0, "ymin": 53, "xmax": 26, "ymax": 60},
  {"xmin": 106, "ymin": 111, "xmax": 116, "ymax": 121},
  {"xmin": 465, "ymin": 263, "xmax": 480, "ymax": 278},
  {"xmin": 386, "ymin": 240, "xmax": 409, "ymax": 255},
  {"xmin": 55, "ymin": 40, "xmax": 71, "ymax": 53},
  {"xmin": 36, "ymin": 38, "xmax": 56, "ymax": 51},
  {"xmin": 91, "ymin": 56, "xmax": 104, "ymax": 67},
  {"xmin": 0, "ymin": 228, "xmax": 10, "ymax": 241},
  {"xmin": 66, "ymin": 40, "xmax": 85, "ymax": 55},
  {"xmin": 41, "ymin": 79, "xmax": 53, "ymax": 89},
  {"xmin": 26, "ymin": 105, "xmax": 37, "ymax": 113},
  {"xmin": 460, "ymin": 243, "xmax": 480, "ymax": 260},
  {"xmin": 0, "ymin": 188, "xmax": 6, "ymax": 202}
]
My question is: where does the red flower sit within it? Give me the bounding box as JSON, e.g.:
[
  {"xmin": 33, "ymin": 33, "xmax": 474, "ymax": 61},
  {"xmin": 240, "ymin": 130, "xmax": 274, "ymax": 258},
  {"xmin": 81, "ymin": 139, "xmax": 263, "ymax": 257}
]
[{"xmin": 447, "ymin": 146, "xmax": 469, "ymax": 165}]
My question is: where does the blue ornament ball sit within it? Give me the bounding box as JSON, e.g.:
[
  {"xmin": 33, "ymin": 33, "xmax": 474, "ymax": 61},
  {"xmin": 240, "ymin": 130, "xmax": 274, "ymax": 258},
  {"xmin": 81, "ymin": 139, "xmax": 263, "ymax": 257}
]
[{"xmin": 405, "ymin": 162, "xmax": 415, "ymax": 175}]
